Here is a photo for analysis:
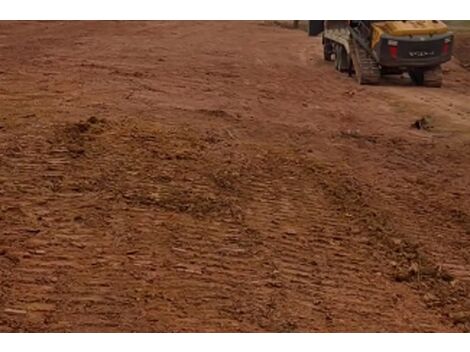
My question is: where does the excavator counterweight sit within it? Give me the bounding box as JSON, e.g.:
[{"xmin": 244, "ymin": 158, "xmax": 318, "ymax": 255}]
[{"xmin": 308, "ymin": 20, "xmax": 453, "ymax": 86}]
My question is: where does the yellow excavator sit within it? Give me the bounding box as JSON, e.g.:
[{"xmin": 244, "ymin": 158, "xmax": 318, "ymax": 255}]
[{"xmin": 308, "ymin": 20, "xmax": 454, "ymax": 87}]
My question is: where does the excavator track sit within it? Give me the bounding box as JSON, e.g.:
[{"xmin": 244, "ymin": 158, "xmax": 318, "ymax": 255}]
[
  {"xmin": 350, "ymin": 40, "xmax": 381, "ymax": 85},
  {"xmin": 423, "ymin": 66, "xmax": 443, "ymax": 88}
]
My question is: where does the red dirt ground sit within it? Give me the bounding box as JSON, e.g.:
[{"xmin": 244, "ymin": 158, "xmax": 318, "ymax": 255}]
[
  {"xmin": 1, "ymin": 21, "xmax": 470, "ymax": 332},
  {"xmin": 454, "ymin": 32, "xmax": 470, "ymax": 69}
]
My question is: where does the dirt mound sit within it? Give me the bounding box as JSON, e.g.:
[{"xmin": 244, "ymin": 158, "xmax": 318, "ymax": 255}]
[
  {"xmin": 55, "ymin": 116, "xmax": 109, "ymax": 157},
  {"xmin": 412, "ymin": 116, "xmax": 434, "ymax": 131}
]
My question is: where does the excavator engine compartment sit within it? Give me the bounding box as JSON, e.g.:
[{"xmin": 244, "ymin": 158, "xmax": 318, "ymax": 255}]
[{"xmin": 371, "ymin": 21, "xmax": 453, "ymax": 68}]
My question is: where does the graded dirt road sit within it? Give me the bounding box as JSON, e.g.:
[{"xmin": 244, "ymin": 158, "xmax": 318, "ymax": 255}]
[{"xmin": 1, "ymin": 21, "xmax": 470, "ymax": 332}]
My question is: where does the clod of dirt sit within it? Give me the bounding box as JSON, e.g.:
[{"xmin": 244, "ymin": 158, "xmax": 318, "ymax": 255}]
[
  {"xmin": 409, "ymin": 262, "xmax": 419, "ymax": 274},
  {"xmin": 284, "ymin": 228, "xmax": 298, "ymax": 235},
  {"xmin": 4, "ymin": 308, "xmax": 27, "ymax": 315},
  {"xmin": 412, "ymin": 117, "xmax": 433, "ymax": 130},
  {"xmin": 73, "ymin": 121, "xmax": 91, "ymax": 134},
  {"xmin": 436, "ymin": 267, "xmax": 455, "ymax": 282},
  {"xmin": 87, "ymin": 116, "xmax": 99, "ymax": 124},
  {"xmin": 394, "ymin": 262, "xmax": 422, "ymax": 282},
  {"xmin": 423, "ymin": 293, "xmax": 442, "ymax": 308},
  {"xmin": 58, "ymin": 116, "xmax": 108, "ymax": 159},
  {"xmin": 211, "ymin": 169, "xmax": 241, "ymax": 193},
  {"xmin": 66, "ymin": 145, "xmax": 86, "ymax": 157},
  {"xmin": 394, "ymin": 261, "xmax": 454, "ymax": 283},
  {"xmin": 24, "ymin": 228, "xmax": 41, "ymax": 234},
  {"xmin": 394, "ymin": 269, "xmax": 416, "ymax": 282},
  {"xmin": 71, "ymin": 242, "xmax": 86, "ymax": 249},
  {"xmin": 203, "ymin": 130, "xmax": 224, "ymax": 144},
  {"xmin": 68, "ymin": 116, "xmax": 106, "ymax": 136},
  {"xmin": 20, "ymin": 113, "xmax": 36, "ymax": 119}
]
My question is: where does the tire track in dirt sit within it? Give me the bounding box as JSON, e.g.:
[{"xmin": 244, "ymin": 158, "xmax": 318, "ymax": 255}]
[
  {"xmin": 329, "ymin": 131, "xmax": 470, "ymax": 286},
  {"xmin": 301, "ymin": 155, "xmax": 470, "ymax": 330},
  {"xmin": 234, "ymin": 151, "xmax": 456, "ymax": 331}
]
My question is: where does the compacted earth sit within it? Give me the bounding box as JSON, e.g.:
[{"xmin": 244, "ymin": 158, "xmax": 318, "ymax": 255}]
[{"xmin": 0, "ymin": 21, "xmax": 469, "ymax": 332}]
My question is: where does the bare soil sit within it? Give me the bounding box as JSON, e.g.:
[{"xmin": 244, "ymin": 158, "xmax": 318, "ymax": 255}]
[
  {"xmin": 454, "ymin": 32, "xmax": 470, "ymax": 69},
  {"xmin": 1, "ymin": 21, "xmax": 470, "ymax": 332}
]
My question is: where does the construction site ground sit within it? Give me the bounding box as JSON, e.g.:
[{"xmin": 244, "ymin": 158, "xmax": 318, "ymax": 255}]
[{"xmin": 1, "ymin": 21, "xmax": 470, "ymax": 332}]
